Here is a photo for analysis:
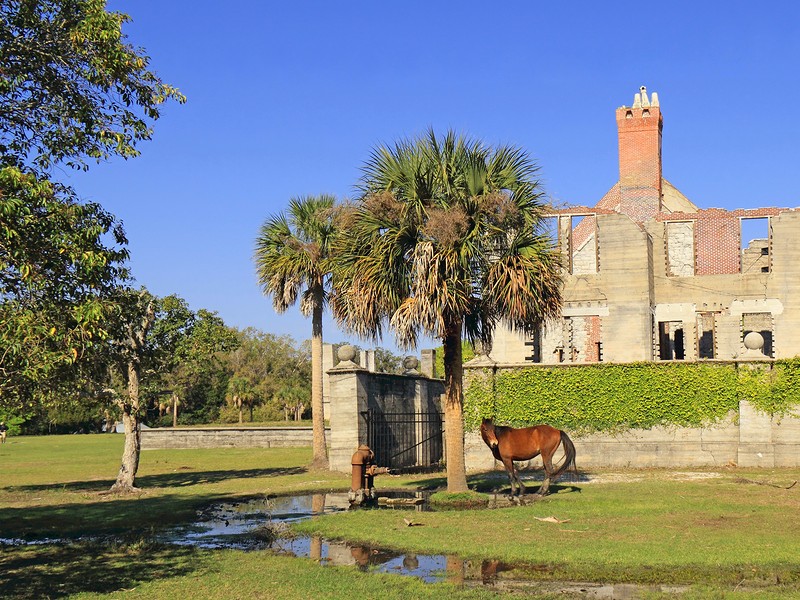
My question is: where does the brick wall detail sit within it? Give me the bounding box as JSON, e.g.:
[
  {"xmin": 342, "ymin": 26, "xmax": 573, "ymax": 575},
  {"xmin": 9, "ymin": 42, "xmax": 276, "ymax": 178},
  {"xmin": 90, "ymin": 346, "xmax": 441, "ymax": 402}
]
[
  {"xmin": 660, "ymin": 208, "xmax": 780, "ymax": 276},
  {"xmin": 616, "ymin": 101, "xmax": 662, "ymax": 221}
]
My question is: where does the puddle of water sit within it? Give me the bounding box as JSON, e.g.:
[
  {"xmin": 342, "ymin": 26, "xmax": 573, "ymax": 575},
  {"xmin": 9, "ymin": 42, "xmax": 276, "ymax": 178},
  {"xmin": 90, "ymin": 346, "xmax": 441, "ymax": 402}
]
[
  {"xmin": 2, "ymin": 491, "xmax": 692, "ymax": 598},
  {"xmin": 155, "ymin": 493, "xmax": 690, "ymax": 597},
  {"xmin": 155, "ymin": 491, "xmax": 452, "ymax": 580},
  {"xmin": 157, "ymin": 492, "xmax": 430, "ymax": 551}
]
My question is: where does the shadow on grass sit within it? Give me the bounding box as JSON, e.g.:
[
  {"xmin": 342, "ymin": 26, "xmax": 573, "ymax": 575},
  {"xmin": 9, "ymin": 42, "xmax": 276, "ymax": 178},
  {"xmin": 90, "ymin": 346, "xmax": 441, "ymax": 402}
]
[
  {"xmin": 5, "ymin": 466, "xmax": 306, "ymax": 494},
  {"xmin": 412, "ymin": 470, "xmax": 583, "ymax": 497},
  {"xmin": 0, "ymin": 492, "xmax": 234, "ymax": 540},
  {"xmin": 0, "ymin": 540, "xmax": 202, "ymax": 599}
]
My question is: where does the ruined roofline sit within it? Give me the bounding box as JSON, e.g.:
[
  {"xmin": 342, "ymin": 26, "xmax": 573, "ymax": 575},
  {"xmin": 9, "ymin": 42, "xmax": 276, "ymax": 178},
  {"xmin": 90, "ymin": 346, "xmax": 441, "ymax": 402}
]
[{"xmin": 654, "ymin": 207, "xmax": 791, "ymax": 221}]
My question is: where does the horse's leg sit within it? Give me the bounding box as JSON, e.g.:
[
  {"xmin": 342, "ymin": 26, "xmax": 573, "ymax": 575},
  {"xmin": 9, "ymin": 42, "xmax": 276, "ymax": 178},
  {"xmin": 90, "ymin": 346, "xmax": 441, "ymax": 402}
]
[
  {"xmin": 502, "ymin": 457, "xmax": 517, "ymax": 497},
  {"xmin": 515, "ymin": 464, "xmax": 526, "ymax": 496},
  {"xmin": 537, "ymin": 449, "xmax": 555, "ymax": 496}
]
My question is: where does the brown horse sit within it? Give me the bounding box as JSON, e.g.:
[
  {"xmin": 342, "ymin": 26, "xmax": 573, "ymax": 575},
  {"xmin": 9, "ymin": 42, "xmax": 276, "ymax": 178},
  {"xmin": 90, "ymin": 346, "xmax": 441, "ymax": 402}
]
[{"xmin": 480, "ymin": 418, "xmax": 576, "ymax": 497}]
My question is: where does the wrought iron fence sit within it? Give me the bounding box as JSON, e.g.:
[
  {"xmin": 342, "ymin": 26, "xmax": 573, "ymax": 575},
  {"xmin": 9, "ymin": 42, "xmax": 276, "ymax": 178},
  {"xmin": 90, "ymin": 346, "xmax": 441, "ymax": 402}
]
[{"xmin": 361, "ymin": 409, "xmax": 444, "ymax": 472}]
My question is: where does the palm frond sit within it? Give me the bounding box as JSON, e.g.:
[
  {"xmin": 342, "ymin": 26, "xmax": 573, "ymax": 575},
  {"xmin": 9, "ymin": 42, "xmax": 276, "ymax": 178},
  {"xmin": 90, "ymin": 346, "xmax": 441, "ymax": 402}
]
[
  {"xmin": 333, "ymin": 129, "xmax": 562, "ymax": 348},
  {"xmin": 254, "ymin": 195, "xmax": 338, "ymax": 316}
]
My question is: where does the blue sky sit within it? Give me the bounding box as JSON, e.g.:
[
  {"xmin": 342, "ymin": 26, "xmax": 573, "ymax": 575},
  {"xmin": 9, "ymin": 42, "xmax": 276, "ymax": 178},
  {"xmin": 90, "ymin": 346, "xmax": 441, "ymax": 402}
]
[{"xmin": 66, "ymin": 1, "xmax": 800, "ymax": 355}]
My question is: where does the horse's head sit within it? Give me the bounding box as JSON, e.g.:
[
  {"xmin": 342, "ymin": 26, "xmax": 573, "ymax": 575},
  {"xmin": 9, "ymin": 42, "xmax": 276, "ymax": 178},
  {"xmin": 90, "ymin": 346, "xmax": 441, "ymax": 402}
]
[{"xmin": 480, "ymin": 418, "xmax": 499, "ymax": 449}]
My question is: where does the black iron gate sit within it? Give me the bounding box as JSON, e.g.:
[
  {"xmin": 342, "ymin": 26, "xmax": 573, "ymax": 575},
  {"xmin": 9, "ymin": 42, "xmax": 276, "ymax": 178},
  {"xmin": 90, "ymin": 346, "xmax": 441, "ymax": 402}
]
[{"xmin": 361, "ymin": 409, "xmax": 444, "ymax": 472}]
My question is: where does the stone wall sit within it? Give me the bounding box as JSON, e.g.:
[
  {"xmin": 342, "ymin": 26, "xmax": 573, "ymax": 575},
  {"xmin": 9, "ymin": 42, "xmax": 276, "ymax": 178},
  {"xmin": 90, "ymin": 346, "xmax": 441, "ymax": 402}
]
[
  {"xmin": 464, "ymin": 400, "xmax": 800, "ymax": 471},
  {"xmin": 141, "ymin": 426, "xmax": 323, "ymax": 449}
]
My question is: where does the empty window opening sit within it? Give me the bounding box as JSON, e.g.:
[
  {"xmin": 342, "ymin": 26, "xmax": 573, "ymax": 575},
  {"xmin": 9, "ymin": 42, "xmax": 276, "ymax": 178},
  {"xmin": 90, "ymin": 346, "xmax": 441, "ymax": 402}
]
[
  {"xmin": 740, "ymin": 217, "xmax": 770, "ymax": 274},
  {"xmin": 525, "ymin": 330, "xmax": 542, "ymax": 363},
  {"xmin": 553, "ymin": 318, "xmax": 576, "ymax": 363},
  {"xmin": 742, "ymin": 313, "xmax": 773, "ymax": 357},
  {"xmin": 666, "ymin": 221, "xmax": 695, "ymax": 276},
  {"xmin": 537, "ymin": 315, "xmax": 603, "ymax": 364},
  {"xmin": 658, "ymin": 321, "xmax": 685, "ymax": 360},
  {"xmin": 569, "ymin": 215, "xmax": 598, "ymax": 274},
  {"xmin": 696, "ymin": 312, "xmax": 717, "ymax": 359}
]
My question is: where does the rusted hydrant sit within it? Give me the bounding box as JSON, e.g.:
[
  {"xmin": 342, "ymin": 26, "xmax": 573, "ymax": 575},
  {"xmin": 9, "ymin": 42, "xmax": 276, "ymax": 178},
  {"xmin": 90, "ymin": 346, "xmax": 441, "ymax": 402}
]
[{"xmin": 349, "ymin": 444, "xmax": 389, "ymax": 505}]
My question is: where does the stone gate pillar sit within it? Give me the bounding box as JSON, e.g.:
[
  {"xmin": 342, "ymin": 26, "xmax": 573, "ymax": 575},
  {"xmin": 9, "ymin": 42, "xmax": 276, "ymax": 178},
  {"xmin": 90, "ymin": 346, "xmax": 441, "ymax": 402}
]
[{"xmin": 327, "ymin": 345, "xmax": 369, "ymax": 473}]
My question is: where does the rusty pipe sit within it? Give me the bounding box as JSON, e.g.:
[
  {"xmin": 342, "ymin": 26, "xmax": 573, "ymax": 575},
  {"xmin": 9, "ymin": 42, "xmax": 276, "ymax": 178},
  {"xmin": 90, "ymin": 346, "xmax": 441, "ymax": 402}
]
[
  {"xmin": 349, "ymin": 444, "xmax": 390, "ymax": 504},
  {"xmin": 351, "ymin": 444, "xmax": 375, "ymax": 491}
]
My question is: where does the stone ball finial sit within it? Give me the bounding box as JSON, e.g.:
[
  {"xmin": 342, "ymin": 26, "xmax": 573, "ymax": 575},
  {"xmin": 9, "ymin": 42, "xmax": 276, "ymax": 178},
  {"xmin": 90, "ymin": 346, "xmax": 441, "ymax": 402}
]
[
  {"xmin": 743, "ymin": 331, "xmax": 765, "ymax": 351},
  {"xmin": 337, "ymin": 344, "xmax": 357, "ymax": 363},
  {"xmin": 402, "ymin": 356, "xmax": 419, "ymax": 371}
]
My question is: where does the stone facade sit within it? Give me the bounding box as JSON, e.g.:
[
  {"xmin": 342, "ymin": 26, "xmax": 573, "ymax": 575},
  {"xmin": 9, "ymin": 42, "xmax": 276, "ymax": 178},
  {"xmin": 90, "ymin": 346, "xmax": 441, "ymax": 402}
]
[{"xmin": 491, "ymin": 87, "xmax": 800, "ymax": 364}]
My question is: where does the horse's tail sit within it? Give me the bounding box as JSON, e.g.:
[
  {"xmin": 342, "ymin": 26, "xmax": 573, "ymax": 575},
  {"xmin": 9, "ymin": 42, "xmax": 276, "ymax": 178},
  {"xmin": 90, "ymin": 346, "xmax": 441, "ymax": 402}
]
[{"xmin": 551, "ymin": 430, "xmax": 577, "ymax": 480}]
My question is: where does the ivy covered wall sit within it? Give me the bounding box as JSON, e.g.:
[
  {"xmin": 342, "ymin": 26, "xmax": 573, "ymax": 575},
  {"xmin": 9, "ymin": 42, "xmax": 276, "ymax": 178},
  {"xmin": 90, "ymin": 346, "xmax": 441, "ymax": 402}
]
[{"xmin": 464, "ymin": 359, "xmax": 800, "ymax": 434}]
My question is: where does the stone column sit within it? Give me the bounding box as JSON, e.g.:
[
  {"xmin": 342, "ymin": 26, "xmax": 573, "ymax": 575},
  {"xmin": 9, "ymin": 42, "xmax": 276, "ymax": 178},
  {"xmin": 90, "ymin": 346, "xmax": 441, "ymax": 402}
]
[
  {"xmin": 421, "ymin": 349, "xmax": 437, "ymax": 378},
  {"xmin": 322, "ymin": 343, "xmax": 335, "ymax": 420},
  {"xmin": 359, "ymin": 349, "xmax": 376, "ymax": 372},
  {"xmin": 327, "ymin": 345, "xmax": 369, "ymax": 473}
]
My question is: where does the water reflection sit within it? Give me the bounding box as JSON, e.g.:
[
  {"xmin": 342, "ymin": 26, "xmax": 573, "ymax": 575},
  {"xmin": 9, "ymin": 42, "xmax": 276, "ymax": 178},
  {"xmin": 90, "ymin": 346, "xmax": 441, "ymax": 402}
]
[
  {"xmin": 158, "ymin": 492, "xmax": 692, "ymax": 596},
  {"xmin": 0, "ymin": 492, "xmax": 690, "ymax": 597}
]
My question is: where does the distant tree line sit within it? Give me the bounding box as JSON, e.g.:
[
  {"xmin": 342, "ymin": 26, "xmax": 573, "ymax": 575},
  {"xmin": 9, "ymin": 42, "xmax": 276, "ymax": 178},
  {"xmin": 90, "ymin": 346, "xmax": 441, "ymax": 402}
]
[{"xmin": 2, "ymin": 291, "xmax": 404, "ymax": 435}]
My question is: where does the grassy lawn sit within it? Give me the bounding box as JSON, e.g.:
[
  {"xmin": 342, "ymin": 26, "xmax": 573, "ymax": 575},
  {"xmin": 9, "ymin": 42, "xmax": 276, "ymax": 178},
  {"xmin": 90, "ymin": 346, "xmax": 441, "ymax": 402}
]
[
  {"xmin": 1, "ymin": 435, "xmax": 799, "ymax": 599},
  {"xmin": 296, "ymin": 469, "xmax": 800, "ymax": 591},
  {"xmin": 0, "ymin": 434, "xmax": 348, "ymax": 538}
]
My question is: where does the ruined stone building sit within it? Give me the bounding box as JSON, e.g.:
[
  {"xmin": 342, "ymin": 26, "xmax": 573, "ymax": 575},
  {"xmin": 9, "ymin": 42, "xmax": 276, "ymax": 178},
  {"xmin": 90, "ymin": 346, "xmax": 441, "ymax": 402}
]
[{"xmin": 490, "ymin": 87, "xmax": 800, "ymax": 364}]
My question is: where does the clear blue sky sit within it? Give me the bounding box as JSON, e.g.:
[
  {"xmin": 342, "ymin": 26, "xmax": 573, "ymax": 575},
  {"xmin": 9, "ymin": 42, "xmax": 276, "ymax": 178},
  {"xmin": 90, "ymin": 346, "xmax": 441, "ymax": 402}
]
[{"xmin": 66, "ymin": 1, "xmax": 800, "ymax": 355}]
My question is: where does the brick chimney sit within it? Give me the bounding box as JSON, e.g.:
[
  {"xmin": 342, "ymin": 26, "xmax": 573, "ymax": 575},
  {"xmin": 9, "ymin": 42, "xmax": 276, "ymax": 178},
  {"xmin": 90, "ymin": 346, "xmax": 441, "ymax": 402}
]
[{"xmin": 616, "ymin": 86, "xmax": 663, "ymax": 222}]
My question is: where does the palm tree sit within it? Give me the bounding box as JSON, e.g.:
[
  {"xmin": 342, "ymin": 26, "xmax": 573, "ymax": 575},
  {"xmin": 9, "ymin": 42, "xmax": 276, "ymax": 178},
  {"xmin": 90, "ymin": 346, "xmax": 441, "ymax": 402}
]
[
  {"xmin": 226, "ymin": 375, "xmax": 256, "ymax": 423},
  {"xmin": 331, "ymin": 130, "xmax": 562, "ymax": 492},
  {"xmin": 254, "ymin": 195, "xmax": 338, "ymax": 469}
]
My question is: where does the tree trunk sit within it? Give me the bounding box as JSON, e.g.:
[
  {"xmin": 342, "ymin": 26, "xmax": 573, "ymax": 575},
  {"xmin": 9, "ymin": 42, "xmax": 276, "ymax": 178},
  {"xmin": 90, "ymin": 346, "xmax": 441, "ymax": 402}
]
[
  {"xmin": 104, "ymin": 410, "xmax": 115, "ymax": 434},
  {"xmin": 443, "ymin": 318, "xmax": 469, "ymax": 492},
  {"xmin": 310, "ymin": 286, "xmax": 329, "ymax": 469},
  {"xmin": 110, "ymin": 360, "xmax": 142, "ymax": 492},
  {"xmin": 172, "ymin": 393, "xmax": 178, "ymax": 427}
]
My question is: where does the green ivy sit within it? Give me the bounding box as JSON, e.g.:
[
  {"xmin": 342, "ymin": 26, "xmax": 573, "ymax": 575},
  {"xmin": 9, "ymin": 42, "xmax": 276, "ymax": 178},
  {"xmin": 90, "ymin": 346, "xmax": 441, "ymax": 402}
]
[{"xmin": 464, "ymin": 361, "xmax": 800, "ymax": 433}]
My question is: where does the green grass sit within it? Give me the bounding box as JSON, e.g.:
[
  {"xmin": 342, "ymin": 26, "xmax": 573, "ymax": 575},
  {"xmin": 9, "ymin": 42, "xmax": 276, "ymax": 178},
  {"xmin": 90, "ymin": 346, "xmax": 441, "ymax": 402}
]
[
  {"xmin": 0, "ymin": 434, "xmax": 348, "ymax": 538},
  {"xmin": 296, "ymin": 469, "xmax": 800, "ymax": 592},
  {"xmin": 1, "ymin": 544, "xmax": 509, "ymax": 600},
  {"xmin": 1, "ymin": 435, "xmax": 800, "ymax": 598}
]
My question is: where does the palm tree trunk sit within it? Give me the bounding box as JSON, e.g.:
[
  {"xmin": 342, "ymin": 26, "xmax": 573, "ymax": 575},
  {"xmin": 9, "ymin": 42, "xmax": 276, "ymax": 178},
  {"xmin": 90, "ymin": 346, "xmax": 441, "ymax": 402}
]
[
  {"xmin": 443, "ymin": 318, "xmax": 468, "ymax": 492},
  {"xmin": 111, "ymin": 360, "xmax": 142, "ymax": 492},
  {"xmin": 310, "ymin": 285, "xmax": 329, "ymax": 469}
]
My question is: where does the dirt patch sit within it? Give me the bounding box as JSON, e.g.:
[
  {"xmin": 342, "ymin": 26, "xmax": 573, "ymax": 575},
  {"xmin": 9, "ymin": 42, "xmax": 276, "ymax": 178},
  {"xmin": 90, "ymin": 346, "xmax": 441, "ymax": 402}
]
[{"xmin": 539, "ymin": 470, "xmax": 724, "ymax": 485}]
